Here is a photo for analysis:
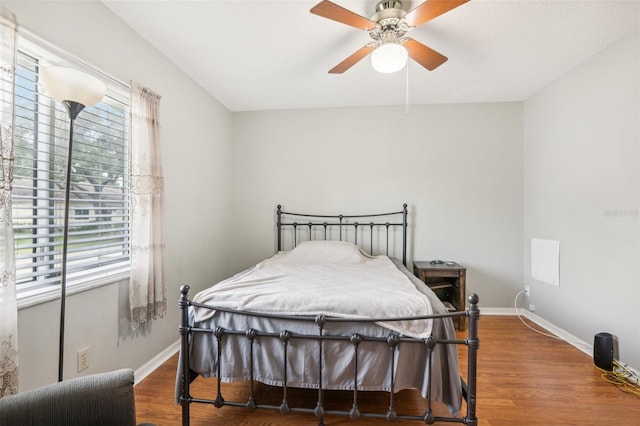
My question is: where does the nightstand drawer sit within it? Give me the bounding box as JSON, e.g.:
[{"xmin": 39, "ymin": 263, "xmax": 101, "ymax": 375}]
[{"xmin": 420, "ymin": 270, "xmax": 461, "ymax": 278}]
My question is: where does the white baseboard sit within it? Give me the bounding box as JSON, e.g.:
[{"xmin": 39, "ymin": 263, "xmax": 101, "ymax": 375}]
[
  {"xmin": 521, "ymin": 310, "xmax": 593, "ymax": 356},
  {"xmin": 134, "ymin": 339, "xmax": 180, "ymax": 385},
  {"xmin": 521, "ymin": 310, "xmax": 640, "ymax": 379},
  {"xmin": 479, "ymin": 307, "xmax": 516, "ymax": 316},
  {"xmin": 479, "ymin": 307, "xmax": 592, "ymax": 356}
]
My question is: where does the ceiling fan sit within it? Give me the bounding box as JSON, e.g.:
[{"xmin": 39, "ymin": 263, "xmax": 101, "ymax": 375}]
[{"xmin": 310, "ymin": 0, "xmax": 469, "ymax": 74}]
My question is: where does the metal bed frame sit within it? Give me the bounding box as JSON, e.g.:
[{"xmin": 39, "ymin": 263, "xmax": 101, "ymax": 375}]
[
  {"xmin": 276, "ymin": 204, "xmax": 409, "ymax": 266},
  {"xmin": 178, "ymin": 204, "xmax": 479, "ymax": 425}
]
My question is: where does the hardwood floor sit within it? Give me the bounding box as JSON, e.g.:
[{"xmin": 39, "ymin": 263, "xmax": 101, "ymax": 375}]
[{"xmin": 134, "ymin": 316, "xmax": 640, "ymax": 425}]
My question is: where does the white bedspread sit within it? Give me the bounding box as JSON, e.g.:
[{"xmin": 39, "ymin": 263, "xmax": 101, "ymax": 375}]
[{"xmin": 193, "ymin": 241, "xmax": 433, "ymax": 338}]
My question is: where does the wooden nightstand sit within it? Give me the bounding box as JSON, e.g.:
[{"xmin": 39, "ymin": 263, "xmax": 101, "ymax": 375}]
[{"xmin": 413, "ymin": 261, "xmax": 467, "ymax": 331}]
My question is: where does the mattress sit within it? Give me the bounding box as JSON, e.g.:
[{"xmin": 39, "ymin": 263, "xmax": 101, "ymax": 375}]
[{"xmin": 179, "ymin": 243, "xmax": 462, "ymax": 415}]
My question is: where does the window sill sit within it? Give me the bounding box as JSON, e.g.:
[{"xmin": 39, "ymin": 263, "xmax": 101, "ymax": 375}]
[{"xmin": 17, "ymin": 272, "xmax": 130, "ymax": 310}]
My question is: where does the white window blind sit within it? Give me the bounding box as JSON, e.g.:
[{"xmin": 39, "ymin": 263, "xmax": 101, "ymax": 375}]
[{"xmin": 11, "ymin": 34, "xmax": 130, "ymax": 298}]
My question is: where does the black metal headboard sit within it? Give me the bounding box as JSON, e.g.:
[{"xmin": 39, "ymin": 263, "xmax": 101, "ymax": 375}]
[{"xmin": 276, "ymin": 204, "xmax": 408, "ymax": 266}]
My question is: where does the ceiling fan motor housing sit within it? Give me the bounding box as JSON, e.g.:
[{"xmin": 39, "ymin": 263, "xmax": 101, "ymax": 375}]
[
  {"xmin": 369, "ymin": 0, "xmax": 409, "ymax": 43},
  {"xmin": 375, "ymin": 1, "xmax": 404, "ymax": 13}
]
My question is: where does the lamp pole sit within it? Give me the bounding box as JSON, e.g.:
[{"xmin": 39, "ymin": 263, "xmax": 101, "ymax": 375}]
[
  {"xmin": 40, "ymin": 66, "xmax": 105, "ymax": 382},
  {"xmin": 57, "ymin": 100, "xmax": 85, "ymax": 382}
]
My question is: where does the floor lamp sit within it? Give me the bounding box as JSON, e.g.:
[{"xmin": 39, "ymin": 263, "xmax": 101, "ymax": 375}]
[{"xmin": 39, "ymin": 67, "xmax": 106, "ymax": 382}]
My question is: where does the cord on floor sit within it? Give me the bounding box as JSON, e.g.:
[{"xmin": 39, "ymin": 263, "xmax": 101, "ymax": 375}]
[
  {"xmin": 514, "ymin": 290, "xmax": 575, "ymax": 341},
  {"xmin": 597, "ymin": 360, "xmax": 640, "ymax": 397}
]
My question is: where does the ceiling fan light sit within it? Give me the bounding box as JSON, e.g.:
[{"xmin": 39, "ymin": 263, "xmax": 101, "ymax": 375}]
[{"xmin": 371, "ymin": 43, "xmax": 408, "ymax": 73}]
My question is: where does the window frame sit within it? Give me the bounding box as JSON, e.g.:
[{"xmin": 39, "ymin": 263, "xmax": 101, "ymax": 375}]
[{"xmin": 13, "ymin": 30, "xmax": 131, "ymax": 308}]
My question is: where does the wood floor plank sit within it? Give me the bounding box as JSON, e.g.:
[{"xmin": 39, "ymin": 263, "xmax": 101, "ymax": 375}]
[{"xmin": 135, "ymin": 316, "xmax": 640, "ymax": 425}]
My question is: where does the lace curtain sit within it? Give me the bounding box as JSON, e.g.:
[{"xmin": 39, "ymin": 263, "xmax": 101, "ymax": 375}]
[
  {"xmin": 0, "ymin": 5, "xmax": 18, "ymax": 397},
  {"xmin": 129, "ymin": 84, "xmax": 166, "ymax": 329}
]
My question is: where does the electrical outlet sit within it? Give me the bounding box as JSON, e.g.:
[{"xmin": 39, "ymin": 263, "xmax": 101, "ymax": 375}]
[
  {"xmin": 77, "ymin": 347, "xmax": 89, "ymax": 372},
  {"xmin": 524, "ymin": 285, "xmax": 530, "ymax": 297}
]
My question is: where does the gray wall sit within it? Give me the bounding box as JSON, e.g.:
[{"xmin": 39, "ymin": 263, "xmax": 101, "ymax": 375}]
[
  {"xmin": 523, "ymin": 29, "xmax": 639, "ymax": 366},
  {"xmin": 7, "ymin": 1, "xmax": 235, "ymax": 391},
  {"xmin": 230, "ymin": 103, "xmax": 524, "ymax": 307}
]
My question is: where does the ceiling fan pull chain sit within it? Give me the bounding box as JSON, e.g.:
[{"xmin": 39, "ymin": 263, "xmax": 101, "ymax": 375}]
[{"xmin": 405, "ymin": 63, "xmax": 410, "ymax": 114}]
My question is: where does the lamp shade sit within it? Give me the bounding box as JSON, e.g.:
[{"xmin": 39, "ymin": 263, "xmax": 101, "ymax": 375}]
[
  {"xmin": 371, "ymin": 43, "xmax": 408, "ymax": 74},
  {"xmin": 40, "ymin": 66, "xmax": 106, "ymax": 107}
]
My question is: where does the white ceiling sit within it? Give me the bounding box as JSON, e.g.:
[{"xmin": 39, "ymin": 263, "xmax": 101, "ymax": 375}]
[{"xmin": 102, "ymin": 0, "xmax": 640, "ymax": 112}]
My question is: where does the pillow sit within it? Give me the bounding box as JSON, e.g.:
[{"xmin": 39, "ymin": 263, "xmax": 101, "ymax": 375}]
[{"xmin": 282, "ymin": 240, "xmax": 371, "ymax": 265}]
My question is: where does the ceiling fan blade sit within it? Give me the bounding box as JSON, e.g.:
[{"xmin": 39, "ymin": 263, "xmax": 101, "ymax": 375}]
[
  {"xmin": 404, "ymin": 0, "xmax": 469, "ymax": 27},
  {"xmin": 328, "ymin": 45, "xmax": 376, "ymax": 74},
  {"xmin": 403, "ymin": 38, "xmax": 448, "ymax": 70},
  {"xmin": 310, "ymin": 0, "xmax": 377, "ymax": 30}
]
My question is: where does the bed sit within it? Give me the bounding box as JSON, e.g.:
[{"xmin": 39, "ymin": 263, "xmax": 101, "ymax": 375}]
[{"xmin": 177, "ymin": 204, "xmax": 479, "ymax": 425}]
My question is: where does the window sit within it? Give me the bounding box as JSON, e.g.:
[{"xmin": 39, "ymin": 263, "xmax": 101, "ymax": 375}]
[
  {"xmin": 74, "ymin": 209, "xmax": 90, "ymax": 219},
  {"xmin": 11, "ymin": 34, "xmax": 130, "ymax": 299}
]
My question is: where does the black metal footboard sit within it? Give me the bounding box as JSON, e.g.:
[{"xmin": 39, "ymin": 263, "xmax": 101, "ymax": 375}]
[{"xmin": 178, "ymin": 286, "xmax": 479, "ymax": 426}]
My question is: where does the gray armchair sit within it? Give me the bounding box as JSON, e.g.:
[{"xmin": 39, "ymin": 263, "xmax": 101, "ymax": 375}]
[{"xmin": 0, "ymin": 368, "xmax": 155, "ymax": 426}]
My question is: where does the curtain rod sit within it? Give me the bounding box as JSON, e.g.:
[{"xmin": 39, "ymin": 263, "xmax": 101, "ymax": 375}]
[{"xmin": 17, "ymin": 24, "xmax": 130, "ymax": 92}]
